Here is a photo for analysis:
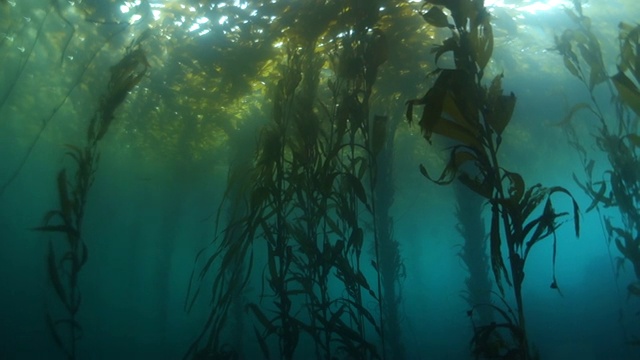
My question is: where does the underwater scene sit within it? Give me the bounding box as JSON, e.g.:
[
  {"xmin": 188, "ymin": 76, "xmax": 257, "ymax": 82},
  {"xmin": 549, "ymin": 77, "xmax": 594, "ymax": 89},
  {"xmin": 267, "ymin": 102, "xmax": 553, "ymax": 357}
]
[{"xmin": 1, "ymin": 0, "xmax": 640, "ymax": 359}]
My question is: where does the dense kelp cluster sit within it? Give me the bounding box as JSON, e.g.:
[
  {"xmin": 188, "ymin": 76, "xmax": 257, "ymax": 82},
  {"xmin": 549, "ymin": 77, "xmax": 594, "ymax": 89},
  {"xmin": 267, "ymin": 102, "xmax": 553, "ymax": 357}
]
[
  {"xmin": 407, "ymin": 0, "xmax": 579, "ymax": 358},
  {"xmin": 553, "ymin": 0, "xmax": 640, "ymax": 344},
  {"xmin": 184, "ymin": 2, "xmax": 398, "ymax": 356}
]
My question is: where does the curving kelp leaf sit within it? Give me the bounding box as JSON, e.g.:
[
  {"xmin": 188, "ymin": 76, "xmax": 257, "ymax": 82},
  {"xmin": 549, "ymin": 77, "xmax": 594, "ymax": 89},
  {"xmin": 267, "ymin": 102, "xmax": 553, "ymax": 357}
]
[
  {"xmin": 484, "ymin": 74, "xmax": 516, "ymax": 135},
  {"xmin": 490, "ymin": 203, "xmax": 510, "ymax": 295},
  {"xmin": 47, "ymin": 242, "xmax": 69, "ymax": 310},
  {"xmin": 343, "ymin": 173, "xmax": 368, "ymax": 208},
  {"xmin": 563, "ymin": 55, "xmax": 583, "ymax": 80},
  {"xmin": 432, "ymin": 37, "xmax": 458, "ymax": 67},
  {"xmin": 611, "ymin": 70, "xmax": 640, "ymax": 117},
  {"xmin": 253, "ymin": 325, "xmax": 270, "ymax": 360},
  {"xmin": 486, "ymin": 93, "xmax": 516, "ymax": 136},
  {"xmin": 433, "ymin": 118, "xmax": 483, "ymax": 149},
  {"xmin": 459, "ymin": 173, "xmax": 492, "ymax": 199},
  {"xmin": 549, "ymin": 186, "xmax": 581, "ymax": 237},
  {"xmin": 556, "ymin": 102, "xmax": 594, "ymax": 127},
  {"xmin": 503, "ymin": 171, "xmax": 525, "ymax": 201},
  {"xmin": 474, "ymin": 20, "xmax": 493, "ymax": 70},
  {"xmin": 45, "ymin": 312, "xmax": 66, "ymax": 353},
  {"xmin": 348, "ymin": 228, "xmax": 364, "ymax": 252},
  {"xmin": 422, "ymin": 6, "xmax": 450, "ymax": 28},
  {"xmin": 246, "ymin": 303, "xmax": 277, "ymax": 335},
  {"xmin": 584, "ymin": 181, "xmax": 606, "ymax": 212}
]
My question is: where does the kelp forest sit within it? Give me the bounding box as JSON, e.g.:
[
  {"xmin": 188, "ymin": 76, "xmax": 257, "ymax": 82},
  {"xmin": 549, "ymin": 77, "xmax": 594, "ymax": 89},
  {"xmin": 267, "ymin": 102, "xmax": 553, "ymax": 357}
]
[{"xmin": 0, "ymin": 0, "xmax": 639, "ymax": 359}]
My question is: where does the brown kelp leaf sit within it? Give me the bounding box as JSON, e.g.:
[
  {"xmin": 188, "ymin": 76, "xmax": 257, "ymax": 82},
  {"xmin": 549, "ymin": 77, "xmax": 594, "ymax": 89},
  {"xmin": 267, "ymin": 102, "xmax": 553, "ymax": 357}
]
[
  {"xmin": 442, "ymin": 92, "xmax": 469, "ymax": 127},
  {"xmin": 548, "ymin": 186, "xmax": 581, "ymax": 237},
  {"xmin": 433, "ymin": 37, "xmax": 458, "ymax": 66},
  {"xmin": 485, "ymin": 74, "xmax": 516, "ymax": 135},
  {"xmin": 344, "ymin": 173, "xmax": 368, "ymax": 208},
  {"xmin": 422, "ymin": 6, "xmax": 450, "ymax": 28},
  {"xmin": 47, "ymin": 242, "xmax": 69, "ymax": 309},
  {"xmin": 504, "ymin": 171, "xmax": 525, "ymax": 201},
  {"xmin": 525, "ymin": 198, "xmax": 556, "ymax": 246},
  {"xmin": 490, "ymin": 203, "xmax": 511, "ymax": 295},
  {"xmin": 555, "ymin": 102, "xmax": 593, "ymax": 127},
  {"xmin": 615, "ymin": 237, "xmax": 632, "ymax": 260},
  {"xmin": 246, "ymin": 303, "xmax": 277, "ymax": 334},
  {"xmin": 486, "ymin": 93, "xmax": 516, "ymax": 136},
  {"xmin": 432, "ymin": 118, "xmax": 483, "ymax": 149},
  {"xmin": 474, "ymin": 20, "xmax": 494, "ymax": 70},
  {"xmin": 563, "ymin": 55, "xmax": 582, "ymax": 80},
  {"xmin": 417, "ymin": 147, "xmax": 464, "ymax": 185},
  {"xmin": 612, "ymin": 71, "xmax": 640, "ymax": 118},
  {"xmin": 459, "ymin": 173, "xmax": 492, "ymax": 199},
  {"xmin": 585, "ymin": 182, "xmax": 606, "ymax": 212},
  {"xmin": 45, "ymin": 312, "xmax": 65, "ymax": 352},
  {"xmin": 253, "ymin": 325, "xmax": 271, "ymax": 360},
  {"xmin": 348, "ymin": 228, "xmax": 364, "ymax": 251}
]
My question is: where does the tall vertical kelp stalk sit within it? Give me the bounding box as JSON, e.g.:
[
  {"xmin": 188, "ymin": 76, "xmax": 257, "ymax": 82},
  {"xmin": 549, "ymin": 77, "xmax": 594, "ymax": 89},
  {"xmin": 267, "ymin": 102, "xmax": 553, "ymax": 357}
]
[
  {"xmin": 34, "ymin": 44, "xmax": 148, "ymax": 360},
  {"xmin": 454, "ymin": 183, "xmax": 492, "ymax": 326},
  {"xmin": 372, "ymin": 115, "xmax": 405, "ymax": 360},
  {"xmin": 186, "ymin": 19, "xmax": 390, "ymax": 360},
  {"xmin": 552, "ymin": 2, "xmax": 640, "ymax": 343},
  {"xmin": 407, "ymin": 1, "xmax": 580, "ymax": 358}
]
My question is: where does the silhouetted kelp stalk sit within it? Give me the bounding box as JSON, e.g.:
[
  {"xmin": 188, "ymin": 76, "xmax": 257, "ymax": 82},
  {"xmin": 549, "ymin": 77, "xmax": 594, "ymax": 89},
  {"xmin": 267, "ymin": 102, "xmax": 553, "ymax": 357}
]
[
  {"xmin": 552, "ymin": 1, "xmax": 640, "ymax": 344},
  {"xmin": 372, "ymin": 114, "xmax": 406, "ymax": 360},
  {"xmin": 185, "ymin": 27, "xmax": 390, "ymax": 359},
  {"xmin": 455, "ymin": 183, "xmax": 493, "ymax": 326},
  {"xmin": 34, "ymin": 43, "xmax": 148, "ymax": 359},
  {"xmin": 407, "ymin": 1, "xmax": 580, "ymax": 358}
]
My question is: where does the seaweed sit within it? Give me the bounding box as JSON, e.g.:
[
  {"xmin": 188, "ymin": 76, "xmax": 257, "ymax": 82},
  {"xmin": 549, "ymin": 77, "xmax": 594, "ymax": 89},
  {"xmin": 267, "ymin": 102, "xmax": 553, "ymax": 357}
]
[
  {"xmin": 34, "ymin": 43, "xmax": 148, "ymax": 359},
  {"xmin": 552, "ymin": 0, "xmax": 640, "ymax": 343},
  {"xmin": 185, "ymin": 4, "xmax": 395, "ymax": 357},
  {"xmin": 408, "ymin": 1, "xmax": 580, "ymax": 358},
  {"xmin": 0, "ymin": 20, "xmax": 131, "ymax": 198}
]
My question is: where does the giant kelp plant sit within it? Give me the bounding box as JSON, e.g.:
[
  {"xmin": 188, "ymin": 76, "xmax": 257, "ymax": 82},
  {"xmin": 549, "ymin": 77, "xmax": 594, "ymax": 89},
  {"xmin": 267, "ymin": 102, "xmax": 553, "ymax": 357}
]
[
  {"xmin": 553, "ymin": 0, "xmax": 640, "ymax": 344},
  {"xmin": 33, "ymin": 41, "xmax": 148, "ymax": 359},
  {"xmin": 184, "ymin": 1, "xmax": 399, "ymax": 358},
  {"xmin": 407, "ymin": 0, "xmax": 580, "ymax": 358}
]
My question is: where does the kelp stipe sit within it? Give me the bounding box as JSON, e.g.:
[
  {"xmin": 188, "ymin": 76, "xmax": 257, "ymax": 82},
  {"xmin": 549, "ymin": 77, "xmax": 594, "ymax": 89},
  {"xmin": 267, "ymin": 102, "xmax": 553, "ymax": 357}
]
[
  {"xmin": 373, "ymin": 115, "xmax": 406, "ymax": 360},
  {"xmin": 552, "ymin": 1, "xmax": 640, "ymax": 344},
  {"xmin": 407, "ymin": 1, "xmax": 580, "ymax": 358},
  {"xmin": 455, "ymin": 183, "xmax": 492, "ymax": 326},
  {"xmin": 34, "ymin": 42, "xmax": 148, "ymax": 359}
]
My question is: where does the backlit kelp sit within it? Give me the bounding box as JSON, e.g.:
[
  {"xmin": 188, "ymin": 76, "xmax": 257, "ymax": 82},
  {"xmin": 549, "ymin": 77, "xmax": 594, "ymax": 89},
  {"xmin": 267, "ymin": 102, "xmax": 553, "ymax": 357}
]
[
  {"xmin": 184, "ymin": 2, "xmax": 397, "ymax": 358},
  {"xmin": 553, "ymin": 0, "xmax": 640, "ymax": 344},
  {"xmin": 34, "ymin": 42, "xmax": 148, "ymax": 360},
  {"xmin": 407, "ymin": 0, "xmax": 580, "ymax": 358}
]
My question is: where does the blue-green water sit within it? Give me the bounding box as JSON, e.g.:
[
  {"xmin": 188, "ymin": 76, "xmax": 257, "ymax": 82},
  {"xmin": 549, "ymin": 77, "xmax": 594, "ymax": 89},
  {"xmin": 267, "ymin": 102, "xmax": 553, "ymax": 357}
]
[{"xmin": 1, "ymin": 0, "xmax": 639, "ymax": 359}]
